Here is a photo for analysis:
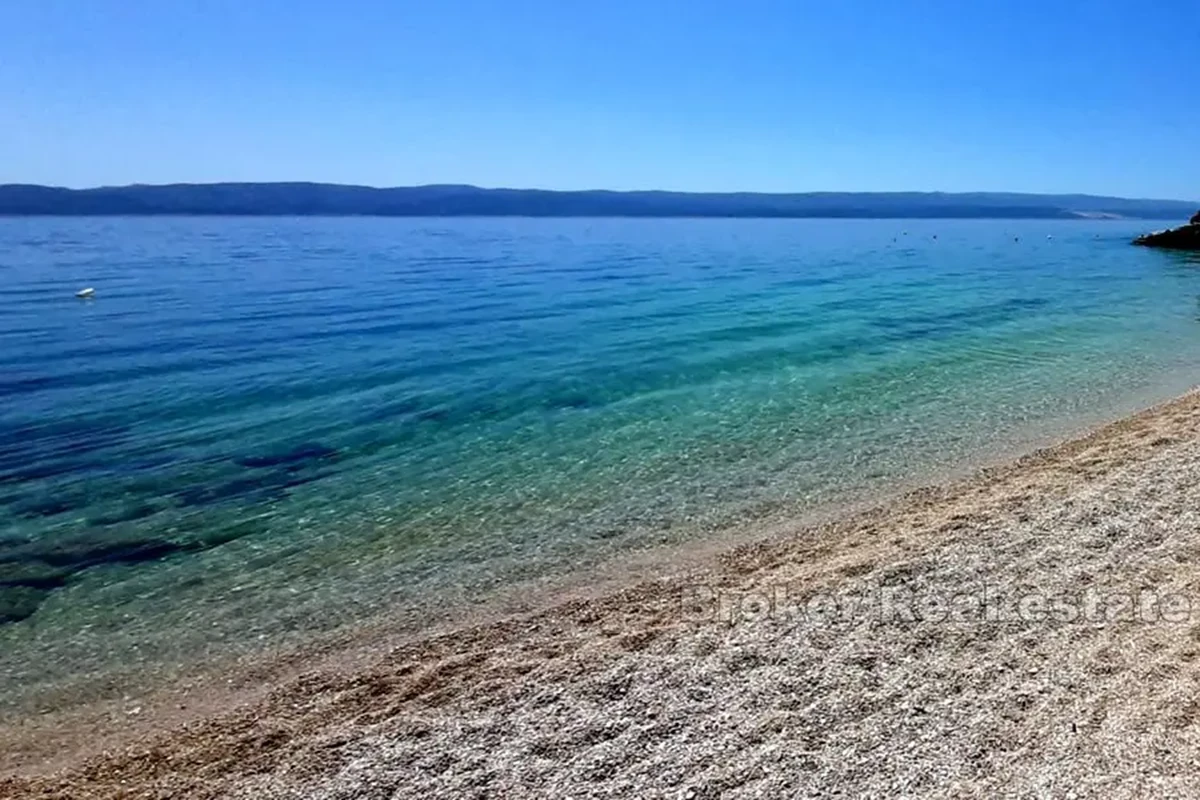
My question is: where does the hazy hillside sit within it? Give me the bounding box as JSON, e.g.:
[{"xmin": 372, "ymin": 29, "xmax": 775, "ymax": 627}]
[{"xmin": 0, "ymin": 183, "xmax": 1194, "ymax": 219}]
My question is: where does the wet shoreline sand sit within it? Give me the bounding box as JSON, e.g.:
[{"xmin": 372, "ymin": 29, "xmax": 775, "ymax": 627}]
[{"xmin": 7, "ymin": 388, "xmax": 1200, "ymax": 797}]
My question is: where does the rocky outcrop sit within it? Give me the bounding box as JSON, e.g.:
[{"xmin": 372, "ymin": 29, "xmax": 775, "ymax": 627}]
[{"xmin": 1134, "ymin": 215, "xmax": 1200, "ymax": 250}]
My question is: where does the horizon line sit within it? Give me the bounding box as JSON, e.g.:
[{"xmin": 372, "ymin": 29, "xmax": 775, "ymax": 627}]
[{"xmin": 3, "ymin": 182, "xmax": 1197, "ymax": 204}]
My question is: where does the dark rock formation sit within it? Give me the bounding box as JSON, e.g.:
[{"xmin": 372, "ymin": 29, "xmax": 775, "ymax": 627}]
[
  {"xmin": 1133, "ymin": 218, "xmax": 1200, "ymax": 250},
  {"xmin": 11, "ymin": 496, "xmax": 81, "ymax": 518},
  {"xmin": 0, "ymin": 519, "xmax": 273, "ymax": 625},
  {"xmin": 190, "ymin": 517, "xmax": 270, "ymax": 549},
  {"xmin": 0, "ymin": 560, "xmax": 72, "ymax": 589},
  {"xmin": 0, "ymin": 532, "xmax": 166, "ymax": 623},
  {"xmin": 87, "ymin": 501, "xmax": 162, "ymax": 527},
  {"xmin": 0, "ymin": 586, "xmax": 50, "ymax": 623},
  {"xmin": 5, "ymin": 534, "xmax": 194, "ymax": 569},
  {"xmin": 234, "ymin": 442, "xmax": 337, "ymax": 469},
  {"xmin": 169, "ymin": 441, "xmax": 339, "ymax": 508},
  {"xmin": 174, "ymin": 466, "xmax": 331, "ymax": 507}
]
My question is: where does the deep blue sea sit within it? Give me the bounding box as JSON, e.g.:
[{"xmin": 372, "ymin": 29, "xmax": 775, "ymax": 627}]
[{"xmin": 2, "ymin": 216, "xmax": 1200, "ymax": 711}]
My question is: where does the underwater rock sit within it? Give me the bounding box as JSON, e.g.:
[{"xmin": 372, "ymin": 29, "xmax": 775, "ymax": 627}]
[
  {"xmin": 189, "ymin": 517, "xmax": 270, "ymax": 549},
  {"xmin": 7, "ymin": 534, "xmax": 193, "ymax": 570},
  {"xmin": 176, "ymin": 476, "xmax": 280, "ymax": 507},
  {"xmin": 0, "ymin": 560, "xmax": 72, "ymax": 588},
  {"xmin": 0, "ymin": 586, "xmax": 49, "ymax": 623},
  {"xmin": 271, "ymin": 469, "xmax": 331, "ymax": 489},
  {"xmin": 234, "ymin": 442, "xmax": 338, "ymax": 469},
  {"xmin": 10, "ymin": 495, "xmax": 84, "ymax": 519},
  {"xmin": 0, "ymin": 521, "xmax": 267, "ymax": 625},
  {"xmin": 87, "ymin": 502, "xmax": 162, "ymax": 526},
  {"xmin": 176, "ymin": 465, "xmax": 332, "ymax": 508},
  {"xmin": 178, "ymin": 476, "xmax": 276, "ymax": 507}
]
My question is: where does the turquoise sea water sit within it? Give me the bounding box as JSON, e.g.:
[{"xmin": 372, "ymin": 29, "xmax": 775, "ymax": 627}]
[{"xmin": 2, "ymin": 216, "xmax": 1200, "ymax": 712}]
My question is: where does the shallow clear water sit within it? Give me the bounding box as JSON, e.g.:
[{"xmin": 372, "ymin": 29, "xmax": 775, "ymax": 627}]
[{"xmin": 2, "ymin": 216, "xmax": 1200, "ymax": 711}]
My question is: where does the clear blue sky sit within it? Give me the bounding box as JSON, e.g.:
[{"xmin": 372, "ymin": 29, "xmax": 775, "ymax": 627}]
[{"xmin": 2, "ymin": 0, "xmax": 1197, "ymax": 198}]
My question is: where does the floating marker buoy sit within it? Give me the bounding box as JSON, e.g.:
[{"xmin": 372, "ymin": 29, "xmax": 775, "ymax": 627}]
[{"xmin": 75, "ymin": 287, "xmax": 95, "ymax": 298}]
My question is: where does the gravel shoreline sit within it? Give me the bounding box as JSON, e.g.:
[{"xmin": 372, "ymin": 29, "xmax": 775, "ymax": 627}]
[{"xmin": 7, "ymin": 390, "xmax": 1200, "ymax": 798}]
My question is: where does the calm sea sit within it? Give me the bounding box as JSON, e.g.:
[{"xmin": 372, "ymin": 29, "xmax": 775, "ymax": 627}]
[{"xmin": 2, "ymin": 216, "xmax": 1199, "ymax": 711}]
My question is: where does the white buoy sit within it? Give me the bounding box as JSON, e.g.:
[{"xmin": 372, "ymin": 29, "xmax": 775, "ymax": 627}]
[{"xmin": 75, "ymin": 287, "xmax": 95, "ymax": 298}]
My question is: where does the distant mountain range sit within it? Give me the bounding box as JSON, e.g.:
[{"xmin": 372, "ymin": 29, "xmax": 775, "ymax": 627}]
[{"xmin": 0, "ymin": 183, "xmax": 1195, "ymax": 219}]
